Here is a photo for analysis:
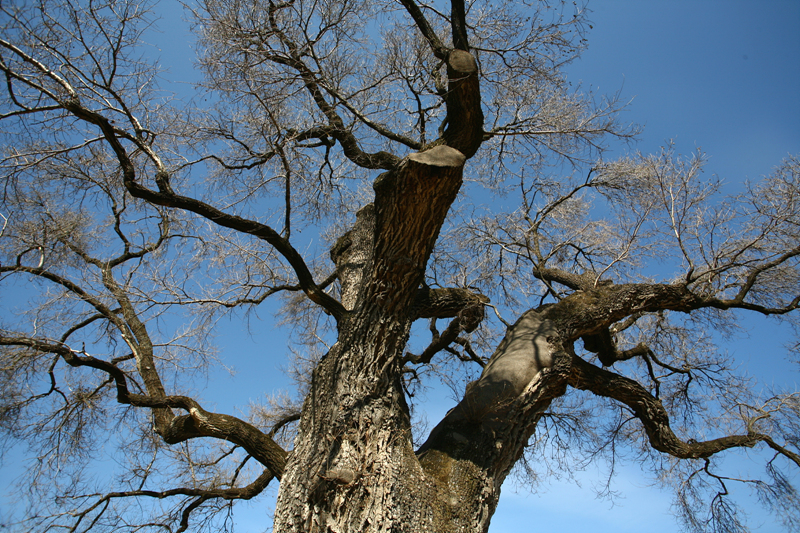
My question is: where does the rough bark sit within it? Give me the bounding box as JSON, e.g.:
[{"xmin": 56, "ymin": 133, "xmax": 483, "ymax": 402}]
[
  {"xmin": 416, "ymin": 308, "xmax": 572, "ymax": 532},
  {"xmin": 273, "ymin": 280, "xmax": 765, "ymax": 533},
  {"xmin": 330, "ymin": 204, "xmax": 375, "ymax": 311},
  {"xmin": 274, "ymin": 294, "xmax": 575, "ymax": 532},
  {"xmin": 275, "ymin": 280, "xmax": 713, "ymax": 531},
  {"xmin": 274, "ymin": 146, "xmax": 470, "ymax": 532}
]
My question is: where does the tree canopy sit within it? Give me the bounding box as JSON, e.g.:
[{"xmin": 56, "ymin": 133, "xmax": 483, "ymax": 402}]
[{"xmin": 0, "ymin": 1, "xmax": 798, "ymax": 532}]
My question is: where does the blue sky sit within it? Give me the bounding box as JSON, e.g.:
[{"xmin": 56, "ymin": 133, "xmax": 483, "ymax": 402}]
[
  {"xmin": 2, "ymin": 1, "xmax": 799, "ymax": 532},
  {"xmin": 567, "ymin": 0, "xmax": 800, "ymax": 180}
]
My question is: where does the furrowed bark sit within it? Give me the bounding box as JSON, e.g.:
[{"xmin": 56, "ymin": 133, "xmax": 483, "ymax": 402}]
[
  {"xmin": 368, "ymin": 146, "xmax": 467, "ymax": 317},
  {"xmin": 274, "ymin": 146, "xmax": 468, "ymax": 532}
]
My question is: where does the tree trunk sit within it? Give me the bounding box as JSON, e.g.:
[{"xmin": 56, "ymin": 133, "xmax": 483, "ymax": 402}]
[
  {"xmin": 274, "ymin": 276, "xmax": 715, "ymax": 531},
  {"xmin": 273, "ymin": 301, "xmax": 573, "ymax": 532},
  {"xmin": 272, "ymin": 48, "xmax": 515, "ymax": 532},
  {"xmin": 274, "ymin": 146, "xmax": 472, "ymax": 531}
]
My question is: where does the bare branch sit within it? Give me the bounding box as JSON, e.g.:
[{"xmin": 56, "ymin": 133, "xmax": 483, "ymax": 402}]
[{"xmin": 569, "ymin": 355, "xmax": 798, "ymax": 467}]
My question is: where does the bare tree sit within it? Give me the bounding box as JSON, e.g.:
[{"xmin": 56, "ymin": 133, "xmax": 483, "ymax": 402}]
[{"xmin": 0, "ymin": 0, "xmax": 798, "ymax": 532}]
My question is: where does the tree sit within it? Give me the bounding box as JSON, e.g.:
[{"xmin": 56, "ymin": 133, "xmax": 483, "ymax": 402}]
[{"xmin": 0, "ymin": 0, "xmax": 798, "ymax": 531}]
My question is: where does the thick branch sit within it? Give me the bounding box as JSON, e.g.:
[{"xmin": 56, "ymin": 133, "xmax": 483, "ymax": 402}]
[
  {"xmin": 396, "ymin": 1, "xmax": 483, "ymax": 157},
  {"xmin": 0, "ymin": 335, "xmax": 288, "ymax": 477},
  {"xmin": 538, "ymin": 281, "xmax": 800, "ymax": 344},
  {"xmin": 533, "ymin": 267, "xmax": 603, "ymax": 291},
  {"xmin": 415, "ymin": 310, "xmax": 572, "ymax": 526},
  {"xmin": 158, "ymin": 399, "xmax": 287, "ymax": 479},
  {"xmin": 442, "ymin": 49, "xmax": 484, "ymax": 158},
  {"xmin": 568, "ymin": 356, "xmax": 796, "ymax": 464},
  {"xmin": 411, "ymin": 287, "xmax": 489, "ymax": 319},
  {"xmin": 367, "ymin": 147, "xmax": 466, "ymax": 315}
]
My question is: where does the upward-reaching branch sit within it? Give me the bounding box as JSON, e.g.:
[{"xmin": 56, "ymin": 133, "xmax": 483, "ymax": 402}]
[
  {"xmin": 397, "ymin": 0, "xmax": 448, "ymax": 59},
  {"xmin": 450, "ymin": 0, "xmax": 469, "ymax": 51},
  {"xmin": 396, "ymin": 0, "xmax": 484, "ymax": 157},
  {"xmin": 441, "ymin": 49, "xmax": 484, "ymax": 158}
]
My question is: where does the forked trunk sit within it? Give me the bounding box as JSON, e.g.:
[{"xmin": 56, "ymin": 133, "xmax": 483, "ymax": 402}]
[
  {"xmin": 273, "ymin": 304, "xmax": 572, "ymax": 532},
  {"xmin": 274, "ymin": 280, "xmax": 705, "ymax": 531}
]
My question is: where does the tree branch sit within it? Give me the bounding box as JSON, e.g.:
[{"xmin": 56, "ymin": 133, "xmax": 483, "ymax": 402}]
[
  {"xmin": 397, "ymin": 0, "xmax": 448, "ymax": 60},
  {"xmin": 0, "ymin": 334, "xmax": 288, "ymax": 477},
  {"xmin": 410, "ymin": 287, "xmax": 489, "ymax": 319},
  {"xmin": 0, "ymin": 38, "xmax": 348, "ymax": 321},
  {"xmin": 71, "ymin": 468, "xmax": 274, "ymax": 533},
  {"xmin": 568, "ymin": 355, "xmax": 798, "ymax": 466},
  {"xmin": 450, "ymin": 0, "xmax": 469, "ymax": 51}
]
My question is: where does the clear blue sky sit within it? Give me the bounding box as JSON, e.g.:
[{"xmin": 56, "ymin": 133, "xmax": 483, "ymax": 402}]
[
  {"xmin": 568, "ymin": 0, "xmax": 800, "ymax": 180},
  {"xmin": 2, "ymin": 1, "xmax": 798, "ymax": 532}
]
